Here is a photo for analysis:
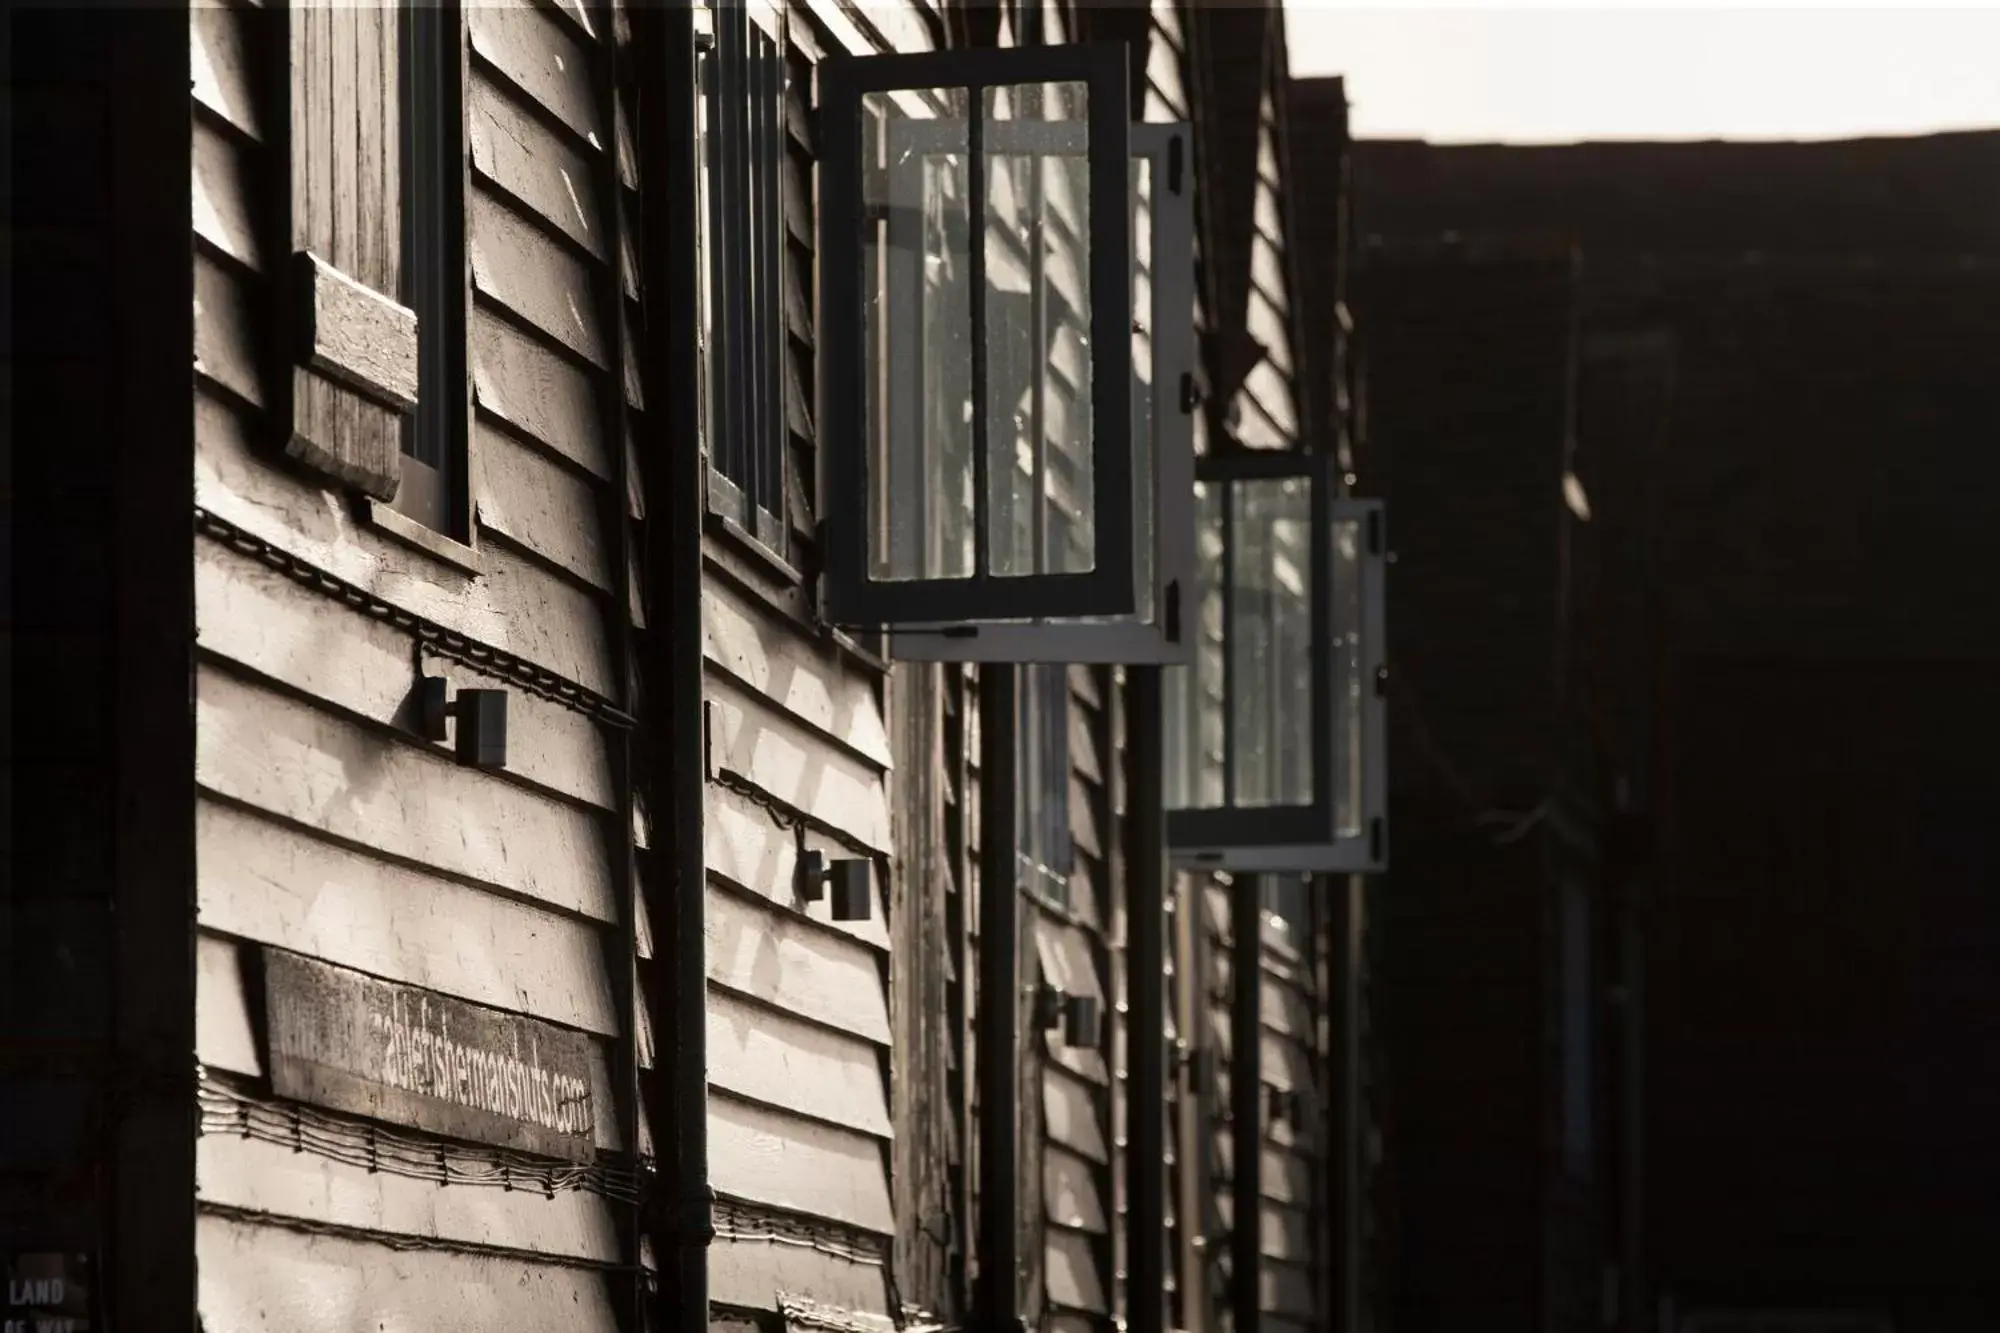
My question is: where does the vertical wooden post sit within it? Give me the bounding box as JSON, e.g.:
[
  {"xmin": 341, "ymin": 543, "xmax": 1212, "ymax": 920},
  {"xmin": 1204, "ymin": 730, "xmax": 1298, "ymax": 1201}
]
[{"xmin": 976, "ymin": 667, "xmax": 1023, "ymax": 1333}]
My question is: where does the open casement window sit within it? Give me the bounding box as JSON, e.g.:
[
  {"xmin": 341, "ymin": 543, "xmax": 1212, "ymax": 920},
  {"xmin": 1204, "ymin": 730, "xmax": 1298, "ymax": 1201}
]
[
  {"xmin": 818, "ymin": 44, "xmax": 1137, "ymax": 630},
  {"xmin": 890, "ymin": 122, "xmax": 1196, "ymax": 664},
  {"xmin": 1164, "ymin": 454, "xmax": 1388, "ymax": 873},
  {"xmin": 697, "ymin": 1, "xmax": 790, "ymax": 558}
]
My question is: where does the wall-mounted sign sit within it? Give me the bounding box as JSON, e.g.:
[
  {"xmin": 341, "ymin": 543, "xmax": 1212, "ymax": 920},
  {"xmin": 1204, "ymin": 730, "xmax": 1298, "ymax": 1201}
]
[
  {"xmin": 262, "ymin": 949, "xmax": 597, "ymax": 1163},
  {"xmin": 5, "ymin": 1251, "xmax": 89, "ymax": 1333}
]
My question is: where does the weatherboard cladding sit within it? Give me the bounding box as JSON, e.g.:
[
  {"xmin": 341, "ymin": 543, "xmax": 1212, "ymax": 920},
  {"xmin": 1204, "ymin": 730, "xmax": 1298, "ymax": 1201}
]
[
  {"xmin": 186, "ymin": 0, "xmax": 1322, "ymax": 1327},
  {"xmin": 191, "ymin": 0, "xmax": 653, "ymax": 1327}
]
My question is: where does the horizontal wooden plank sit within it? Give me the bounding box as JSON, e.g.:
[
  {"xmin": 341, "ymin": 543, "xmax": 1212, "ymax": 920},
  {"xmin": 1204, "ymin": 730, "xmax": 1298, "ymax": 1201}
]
[
  {"xmin": 1044, "ymin": 1145, "xmax": 1108, "ymax": 1234},
  {"xmin": 195, "ymin": 663, "xmax": 617, "ymax": 921},
  {"xmin": 709, "ymin": 1235, "xmax": 887, "ymax": 1316},
  {"xmin": 1044, "ymin": 1227, "xmax": 1108, "ymax": 1315},
  {"xmin": 1262, "ymin": 975, "xmax": 1315, "ymax": 1040},
  {"xmin": 1260, "ymin": 1200, "xmax": 1314, "ymax": 1263},
  {"xmin": 197, "ymin": 1213, "xmax": 619, "ymax": 1333},
  {"xmin": 192, "ymin": 113, "xmax": 264, "ymax": 270},
  {"xmin": 1068, "ymin": 701, "xmax": 1102, "ymax": 785},
  {"xmin": 708, "ymin": 679, "xmax": 893, "ymax": 856},
  {"xmin": 709, "ymin": 1093, "xmax": 894, "ymax": 1235},
  {"xmin": 706, "ymin": 887, "xmax": 891, "ymax": 1046},
  {"xmin": 298, "ymin": 250, "xmax": 421, "ymax": 411},
  {"xmin": 197, "ymin": 930, "xmax": 262, "ymax": 1077},
  {"xmin": 708, "ymin": 987, "xmax": 891, "ymax": 1139},
  {"xmin": 472, "ymin": 306, "xmax": 612, "ymax": 479},
  {"xmin": 703, "ymin": 573, "xmax": 891, "ymax": 768},
  {"xmin": 470, "ymin": 66, "xmax": 606, "ymax": 262},
  {"xmin": 194, "ymin": 248, "xmax": 265, "ymax": 409},
  {"xmin": 471, "ymin": 187, "xmax": 608, "ymax": 368},
  {"xmin": 1261, "ymin": 1262, "xmax": 1317, "ymax": 1318},
  {"xmin": 705, "ymin": 784, "xmax": 892, "ymax": 951},
  {"xmin": 468, "ymin": 0, "xmax": 603, "ymax": 149},
  {"xmin": 197, "ymin": 387, "xmax": 619, "ymax": 696},
  {"xmin": 197, "ymin": 1125, "xmax": 623, "ymax": 1264},
  {"xmin": 1034, "ymin": 911, "xmax": 1103, "ymax": 1000},
  {"xmin": 473, "ymin": 422, "xmax": 613, "ymax": 591},
  {"xmin": 197, "ymin": 798, "xmax": 620, "ymax": 1037},
  {"xmin": 1068, "ymin": 773, "xmax": 1102, "ymax": 859},
  {"xmin": 191, "ymin": 3, "xmax": 263, "ymax": 141},
  {"xmin": 1213, "ymin": 1137, "xmax": 1312, "ymax": 1207},
  {"xmin": 1042, "ymin": 1065, "xmax": 1109, "ymax": 1165},
  {"xmin": 196, "ymin": 538, "xmax": 617, "ymax": 811}
]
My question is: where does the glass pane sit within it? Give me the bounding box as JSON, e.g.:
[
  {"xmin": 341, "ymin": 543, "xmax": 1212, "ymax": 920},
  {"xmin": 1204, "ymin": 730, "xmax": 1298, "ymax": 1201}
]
[
  {"xmin": 984, "ymin": 81, "xmax": 1093, "ymax": 579},
  {"xmin": 1165, "ymin": 482, "xmax": 1225, "ymax": 810},
  {"xmin": 1230, "ymin": 477, "xmax": 1314, "ymax": 808},
  {"xmin": 1331, "ymin": 517, "xmax": 1365, "ymax": 836},
  {"xmin": 1017, "ymin": 663, "xmax": 1072, "ymax": 905},
  {"xmin": 1129, "ymin": 154, "xmax": 1155, "ymax": 623},
  {"xmin": 866, "ymin": 89, "xmax": 974, "ymax": 581}
]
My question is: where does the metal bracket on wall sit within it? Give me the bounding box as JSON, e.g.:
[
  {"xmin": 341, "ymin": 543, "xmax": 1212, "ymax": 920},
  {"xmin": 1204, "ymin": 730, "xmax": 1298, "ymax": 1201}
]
[{"xmin": 419, "ymin": 675, "xmax": 508, "ymax": 769}]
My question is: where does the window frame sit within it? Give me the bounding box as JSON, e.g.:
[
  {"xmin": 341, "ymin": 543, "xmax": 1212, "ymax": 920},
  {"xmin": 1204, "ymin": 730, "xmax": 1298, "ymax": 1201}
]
[
  {"xmin": 1167, "ymin": 452, "xmax": 1388, "ymax": 873},
  {"xmin": 889, "ymin": 120, "xmax": 1196, "ymax": 664},
  {"xmin": 697, "ymin": 0, "xmax": 792, "ymax": 563},
  {"xmin": 817, "ymin": 42, "xmax": 1135, "ymax": 628},
  {"xmin": 393, "ymin": 0, "xmax": 471, "ymax": 542},
  {"xmin": 1017, "ymin": 662, "xmax": 1076, "ymax": 907}
]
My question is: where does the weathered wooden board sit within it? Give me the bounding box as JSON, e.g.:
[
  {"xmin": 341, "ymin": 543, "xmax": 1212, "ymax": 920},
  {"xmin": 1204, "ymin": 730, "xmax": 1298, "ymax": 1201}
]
[
  {"xmin": 471, "ymin": 422, "xmax": 613, "ymax": 592},
  {"xmin": 703, "ymin": 581, "xmax": 893, "ymax": 768},
  {"xmin": 1042, "ymin": 1065, "xmax": 1109, "ymax": 1165},
  {"xmin": 705, "ymin": 887, "xmax": 891, "ymax": 1047},
  {"xmin": 1261, "ymin": 975, "xmax": 1315, "ymax": 1041},
  {"xmin": 197, "ymin": 931, "xmax": 263, "ymax": 1077},
  {"xmin": 1260, "ymin": 1261, "xmax": 1317, "ymax": 1318},
  {"xmin": 1213, "ymin": 1138, "xmax": 1312, "ymax": 1207},
  {"xmin": 196, "ymin": 798, "xmax": 619, "ymax": 1037},
  {"xmin": 1259, "ymin": 1201, "xmax": 1313, "ymax": 1263},
  {"xmin": 707, "ymin": 987, "xmax": 892, "ymax": 1139},
  {"xmin": 194, "ymin": 663, "xmax": 617, "ymax": 920},
  {"xmin": 470, "ymin": 68, "xmax": 606, "ymax": 262},
  {"xmin": 1044, "ymin": 1146, "xmax": 1108, "ymax": 1234},
  {"xmin": 192, "ymin": 115, "xmax": 264, "ymax": 271},
  {"xmin": 1044, "ymin": 1227, "xmax": 1108, "ymax": 1315},
  {"xmin": 471, "ymin": 307, "xmax": 612, "ymax": 479},
  {"xmin": 468, "ymin": 1, "xmax": 603, "ymax": 149},
  {"xmin": 471, "ymin": 187, "xmax": 608, "ymax": 369},
  {"xmin": 190, "ymin": 3, "xmax": 263, "ymax": 142},
  {"xmin": 262, "ymin": 947, "xmax": 598, "ymax": 1161},
  {"xmin": 197, "ymin": 388, "xmax": 619, "ymax": 697},
  {"xmin": 197, "ymin": 1130, "xmax": 622, "ymax": 1263},
  {"xmin": 707, "ymin": 679, "xmax": 893, "ymax": 856},
  {"xmin": 194, "ymin": 249, "xmax": 265, "ymax": 409},
  {"xmin": 709, "ymin": 1094, "xmax": 895, "ymax": 1236},
  {"xmin": 709, "ymin": 1236, "xmax": 888, "ymax": 1316},
  {"xmin": 196, "ymin": 1213, "xmax": 619, "ymax": 1333},
  {"xmin": 195, "ymin": 540, "xmax": 617, "ymax": 811},
  {"xmin": 198, "ymin": 928, "xmax": 641, "ymax": 1154},
  {"xmin": 704, "ymin": 784, "xmax": 892, "ymax": 951}
]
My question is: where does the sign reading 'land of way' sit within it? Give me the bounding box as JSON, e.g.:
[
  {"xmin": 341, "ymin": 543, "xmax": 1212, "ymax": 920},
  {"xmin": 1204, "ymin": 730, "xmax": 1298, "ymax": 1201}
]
[{"xmin": 262, "ymin": 948, "xmax": 598, "ymax": 1163}]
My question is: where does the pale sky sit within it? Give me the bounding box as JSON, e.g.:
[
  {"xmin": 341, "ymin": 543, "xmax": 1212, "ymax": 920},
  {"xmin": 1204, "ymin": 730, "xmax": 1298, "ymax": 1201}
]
[{"xmin": 1284, "ymin": 4, "xmax": 2000, "ymax": 144}]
